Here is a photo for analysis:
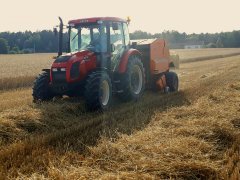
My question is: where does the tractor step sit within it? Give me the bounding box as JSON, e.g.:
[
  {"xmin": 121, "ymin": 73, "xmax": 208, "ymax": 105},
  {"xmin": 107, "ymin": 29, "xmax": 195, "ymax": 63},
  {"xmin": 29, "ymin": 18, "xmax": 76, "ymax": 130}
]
[
  {"xmin": 113, "ymin": 80, "xmax": 123, "ymax": 93},
  {"xmin": 114, "ymin": 80, "xmax": 121, "ymax": 83},
  {"xmin": 116, "ymin": 90, "xmax": 123, "ymax": 93}
]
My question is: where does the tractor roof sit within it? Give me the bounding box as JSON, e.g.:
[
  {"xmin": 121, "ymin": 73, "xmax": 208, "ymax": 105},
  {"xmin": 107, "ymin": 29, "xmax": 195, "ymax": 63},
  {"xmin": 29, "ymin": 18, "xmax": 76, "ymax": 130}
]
[{"xmin": 68, "ymin": 17, "xmax": 126, "ymax": 25}]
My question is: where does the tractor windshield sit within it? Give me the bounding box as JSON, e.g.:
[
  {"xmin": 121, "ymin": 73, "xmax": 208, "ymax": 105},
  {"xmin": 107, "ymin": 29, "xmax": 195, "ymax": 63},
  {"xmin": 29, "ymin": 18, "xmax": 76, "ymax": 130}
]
[{"xmin": 70, "ymin": 23, "xmax": 107, "ymax": 53}]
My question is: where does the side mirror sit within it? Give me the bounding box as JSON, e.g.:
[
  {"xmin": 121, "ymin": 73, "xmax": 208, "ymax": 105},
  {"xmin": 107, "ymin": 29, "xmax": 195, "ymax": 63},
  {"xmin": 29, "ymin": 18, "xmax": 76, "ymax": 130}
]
[
  {"xmin": 53, "ymin": 28, "xmax": 58, "ymax": 36},
  {"xmin": 111, "ymin": 44, "xmax": 116, "ymax": 52}
]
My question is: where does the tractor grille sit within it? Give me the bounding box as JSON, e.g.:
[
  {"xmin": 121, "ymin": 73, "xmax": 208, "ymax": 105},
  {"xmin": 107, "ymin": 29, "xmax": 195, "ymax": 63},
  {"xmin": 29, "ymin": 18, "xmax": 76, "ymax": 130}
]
[
  {"xmin": 70, "ymin": 62, "xmax": 80, "ymax": 79},
  {"xmin": 52, "ymin": 69, "xmax": 66, "ymax": 83}
]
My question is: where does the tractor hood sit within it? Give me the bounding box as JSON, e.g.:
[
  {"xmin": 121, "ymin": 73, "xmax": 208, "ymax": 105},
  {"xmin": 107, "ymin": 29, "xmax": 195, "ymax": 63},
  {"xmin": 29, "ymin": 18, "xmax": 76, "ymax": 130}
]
[
  {"xmin": 51, "ymin": 50, "xmax": 97, "ymax": 83},
  {"xmin": 54, "ymin": 50, "xmax": 95, "ymax": 63}
]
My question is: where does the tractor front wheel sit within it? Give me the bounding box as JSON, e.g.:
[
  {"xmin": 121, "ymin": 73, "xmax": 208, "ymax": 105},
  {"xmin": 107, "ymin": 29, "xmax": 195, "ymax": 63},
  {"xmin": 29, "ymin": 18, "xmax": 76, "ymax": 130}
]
[
  {"xmin": 118, "ymin": 56, "xmax": 145, "ymax": 101},
  {"xmin": 84, "ymin": 71, "xmax": 112, "ymax": 111},
  {"xmin": 32, "ymin": 72, "xmax": 54, "ymax": 102}
]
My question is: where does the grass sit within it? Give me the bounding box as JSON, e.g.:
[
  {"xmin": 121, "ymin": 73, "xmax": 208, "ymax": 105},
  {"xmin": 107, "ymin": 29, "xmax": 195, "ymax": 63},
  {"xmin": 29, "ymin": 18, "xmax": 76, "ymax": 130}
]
[{"xmin": 0, "ymin": 52, "xmax": 240, "ymax": 179}]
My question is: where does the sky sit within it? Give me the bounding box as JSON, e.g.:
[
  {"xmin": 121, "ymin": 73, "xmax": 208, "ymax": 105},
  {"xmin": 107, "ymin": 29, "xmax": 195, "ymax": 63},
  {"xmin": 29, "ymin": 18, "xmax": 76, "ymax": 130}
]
[{"xmin": 0, "ymin": 0, "xmax": 239, "ymax": 34}]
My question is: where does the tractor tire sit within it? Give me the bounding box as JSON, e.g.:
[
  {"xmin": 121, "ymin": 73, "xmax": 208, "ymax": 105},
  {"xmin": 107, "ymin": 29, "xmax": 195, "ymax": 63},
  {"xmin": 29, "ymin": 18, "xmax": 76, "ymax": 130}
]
[
  {"xmin": 84, "ymin": 71, "xmax": 112, "ymax": 111},
  {"xmin": 32, "ymin": 72, "xmax": 54, "ymax": 102},
  {"xmin": 165, "ymin": 71, "xmax": 179, "ymax": 92},
  {"xmin": 118, "ymin": 56, "xmax": 145, "ymax": 101}
]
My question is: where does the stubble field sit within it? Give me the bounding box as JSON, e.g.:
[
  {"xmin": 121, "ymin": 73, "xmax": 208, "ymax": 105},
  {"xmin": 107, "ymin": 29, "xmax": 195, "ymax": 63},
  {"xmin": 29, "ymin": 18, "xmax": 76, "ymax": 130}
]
[{"xmin": 0, "ymin": 48, "xmax": 240, "ymax": 179}]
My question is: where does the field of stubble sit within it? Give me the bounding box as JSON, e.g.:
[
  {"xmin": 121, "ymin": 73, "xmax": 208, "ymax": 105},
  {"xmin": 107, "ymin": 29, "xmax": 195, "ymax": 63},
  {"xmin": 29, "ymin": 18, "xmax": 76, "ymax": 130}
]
[{"xmin": 0, "ymin": 49, "xmax": 240, "ymax": 179}]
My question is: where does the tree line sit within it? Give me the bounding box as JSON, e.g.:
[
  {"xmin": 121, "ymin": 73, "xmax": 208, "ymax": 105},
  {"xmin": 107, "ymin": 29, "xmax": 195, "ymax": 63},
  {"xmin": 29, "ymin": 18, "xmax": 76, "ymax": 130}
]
[
  {"xmin": 0, "ymin": 30, "xmax": 240, "ymax": 54},
  {"xmin": 0, "ymin": 31, "xmax": 61, "ymax": 54},
  {"xmin": 130, "ymin": 30, "xmax": 240, "ymax": 49}
]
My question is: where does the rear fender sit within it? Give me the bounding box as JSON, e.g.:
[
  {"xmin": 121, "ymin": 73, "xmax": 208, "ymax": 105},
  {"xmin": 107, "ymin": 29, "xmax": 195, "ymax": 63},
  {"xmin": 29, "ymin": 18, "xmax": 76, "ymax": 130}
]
[{"xmin": 118, "ymin": 49, "xmax": 142, "ymax": 73}]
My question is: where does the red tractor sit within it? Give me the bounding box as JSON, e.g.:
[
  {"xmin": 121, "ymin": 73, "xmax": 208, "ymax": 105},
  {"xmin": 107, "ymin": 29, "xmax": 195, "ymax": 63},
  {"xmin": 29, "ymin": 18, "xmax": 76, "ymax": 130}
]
[{"xmin": 33, "ymin": 17, "xmax": 178, "ymax": 110}]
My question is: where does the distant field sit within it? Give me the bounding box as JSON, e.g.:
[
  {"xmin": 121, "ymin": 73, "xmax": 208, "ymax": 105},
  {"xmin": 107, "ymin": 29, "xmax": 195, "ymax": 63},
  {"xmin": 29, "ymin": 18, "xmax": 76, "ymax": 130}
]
[
  {"xmin": 0, "ymin": 48, "xmax": 240, "ymax": 78},
  {"xmin": 0, "ymin": 48, "xmax": 240, "ymax": 91},
  {"xmin": 0, "ymin": 54, "xmax": 54, "ymax": 90},
  {"xmin": 0, "ymin": 53, "xmax": 54, "ymax": 78},
  {"xmin": 171, "ymin": 48, "xmax": 240, "ymax": 60}
]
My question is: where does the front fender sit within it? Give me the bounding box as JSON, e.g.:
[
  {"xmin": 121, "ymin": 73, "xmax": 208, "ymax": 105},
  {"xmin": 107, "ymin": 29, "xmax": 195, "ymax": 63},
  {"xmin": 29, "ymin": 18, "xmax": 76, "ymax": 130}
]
[{"xmin": 118, "ymin": 49, "xmax": 142, "ymax": 73}]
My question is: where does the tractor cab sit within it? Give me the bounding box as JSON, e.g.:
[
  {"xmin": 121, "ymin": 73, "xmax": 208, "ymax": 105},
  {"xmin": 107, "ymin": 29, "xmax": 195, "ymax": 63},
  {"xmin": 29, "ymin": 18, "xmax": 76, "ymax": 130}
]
[
  {"xmin": 69, "ymin": 18, "xmax": 129, "ymax": 52},
  {"xmin": 67, "ymin": 17, "xmax": 130, "ymax": 72}
]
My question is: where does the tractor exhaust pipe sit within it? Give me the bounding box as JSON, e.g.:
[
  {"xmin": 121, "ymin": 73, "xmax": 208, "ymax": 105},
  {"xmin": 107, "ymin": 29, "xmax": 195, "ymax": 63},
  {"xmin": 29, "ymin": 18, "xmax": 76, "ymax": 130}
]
[{"xmin": 58, "ymin": 17, "xmax": 63, "ymax": 56}]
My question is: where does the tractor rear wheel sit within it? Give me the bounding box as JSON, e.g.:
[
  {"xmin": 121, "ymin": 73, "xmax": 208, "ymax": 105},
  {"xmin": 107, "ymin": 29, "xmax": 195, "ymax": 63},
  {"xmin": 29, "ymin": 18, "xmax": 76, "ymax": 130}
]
[
  {"xmin": 32, "ymin": 72, "xmax": 54, "ymax": 102},
  {"xmin": 118, "ymin": 56, "xmax": 145, "ymax": 101},
  {"xmin": 165, "ymin": 72, "xmax": 179, "ymax": 92},
  {"xmin": 84, "ymin": 71, "xmax": 112, "ymax": 111}
]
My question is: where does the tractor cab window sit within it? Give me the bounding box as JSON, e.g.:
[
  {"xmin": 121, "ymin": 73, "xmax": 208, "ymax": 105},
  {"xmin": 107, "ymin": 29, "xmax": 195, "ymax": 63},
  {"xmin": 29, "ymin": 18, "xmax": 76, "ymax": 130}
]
[
  {"xmin": 70, "ymin": 28, "xmax": 80, "ymax": 51},
  {"xmin": 110, "ymin": 22, "xmax": 125, "ymax": 71},
  {"xmin": 70, "ymin": 24, "xmax": 107, "ymax": 53},
  {"xmin": 110, "ymin": 22, "xmax": 124, "ymax": 50},
  {"xmin": 123, "ymin": 23, "xmax": 130, "ymax": 46},
  {"xmin": 81, "ymin": 28, "xmax": 91, "ymax": 49}
]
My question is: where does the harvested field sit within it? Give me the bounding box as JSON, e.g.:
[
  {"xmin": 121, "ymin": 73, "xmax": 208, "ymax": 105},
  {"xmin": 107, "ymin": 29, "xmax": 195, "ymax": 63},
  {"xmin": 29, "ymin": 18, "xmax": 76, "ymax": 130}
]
[{"xmin": 0, "ymin": 50, "xmax": 239, "ymax": 179}]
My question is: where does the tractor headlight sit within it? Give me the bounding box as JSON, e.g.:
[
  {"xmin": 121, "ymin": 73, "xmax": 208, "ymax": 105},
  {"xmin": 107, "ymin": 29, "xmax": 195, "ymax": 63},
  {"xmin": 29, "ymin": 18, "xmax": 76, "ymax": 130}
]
[
  {"xmin": 83, "ymin": 55, "xmax": 89, "ymax": 61},
  {"xmin": 52, "ymin": 68, "xmax": 58, "ymax": 72},
  {"xmin": 60, "ymin": 68, "xmax": 66, "ymax": 72}
]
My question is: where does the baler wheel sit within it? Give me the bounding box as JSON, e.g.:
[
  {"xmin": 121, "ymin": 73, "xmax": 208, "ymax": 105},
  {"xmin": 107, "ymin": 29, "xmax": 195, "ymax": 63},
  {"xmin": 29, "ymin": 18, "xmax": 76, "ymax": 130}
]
[{"xmin": 165, "ymin": 72, "xmax": 179, "ymax": 92}]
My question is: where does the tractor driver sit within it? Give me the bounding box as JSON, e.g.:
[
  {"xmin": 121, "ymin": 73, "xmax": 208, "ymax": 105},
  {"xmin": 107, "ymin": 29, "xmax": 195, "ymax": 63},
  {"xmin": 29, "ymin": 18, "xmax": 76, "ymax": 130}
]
[{"xmin": 92, "ymin": 26, "xmax": 107, "ymax": 53}]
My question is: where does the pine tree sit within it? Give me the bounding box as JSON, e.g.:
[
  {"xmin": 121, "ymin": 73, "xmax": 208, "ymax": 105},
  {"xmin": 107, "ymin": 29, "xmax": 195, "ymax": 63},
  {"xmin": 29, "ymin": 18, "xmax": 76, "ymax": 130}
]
[
  {"xmin": 0, "ymin": 38, "xmax": 8, "ymax": 54},
  {"xmin": 216, "ymin": 38, "xmax": 223, "ymax": 48}
]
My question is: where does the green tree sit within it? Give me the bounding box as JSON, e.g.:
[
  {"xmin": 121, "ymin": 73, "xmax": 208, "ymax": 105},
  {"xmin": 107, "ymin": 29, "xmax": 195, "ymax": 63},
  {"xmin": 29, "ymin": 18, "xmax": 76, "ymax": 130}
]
[
  {"xmin": 216, "ymin": 38, "xmax": 223, "ymax": 48},
  {"xmin": 207, "ymin": 43, "xmax": 217, "ymax": 48},
  {"xmin": 12, "ymin": 46, "xmax": 20, "ymax": 53},
  {"xmin": 0, "ymin": 38, "xmax": 8, "ymax": 54}
]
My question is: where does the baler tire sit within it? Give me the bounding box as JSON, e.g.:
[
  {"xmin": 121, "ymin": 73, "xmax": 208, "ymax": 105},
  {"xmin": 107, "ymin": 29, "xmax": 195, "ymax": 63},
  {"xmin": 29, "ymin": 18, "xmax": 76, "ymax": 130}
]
[
  {"xmin": 32, "ymin": 72, "xmax": 54, "ymax": 103},
  {"xmin": 118, "ymin": 56, "xmax": 145, "ymax": 101},
  {"xmin": 165, "ymin": 72, "xmax": 179, "ymax": 92},
  {"xmin": 84, "ymin": 71, "xmax": 112, "ymax": 111}
]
